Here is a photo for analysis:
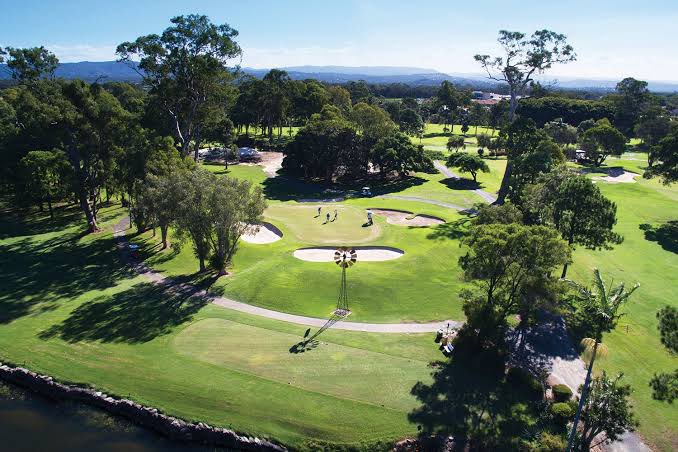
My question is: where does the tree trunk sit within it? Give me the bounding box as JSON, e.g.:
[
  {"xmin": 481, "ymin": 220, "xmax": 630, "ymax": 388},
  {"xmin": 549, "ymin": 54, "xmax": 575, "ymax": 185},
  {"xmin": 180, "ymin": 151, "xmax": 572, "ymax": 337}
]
[
  {"xmin": 561, "ymin": 262, "xmax": 570, "ymax": 279},
  {"xmin": 47, "ymin": 198, "xmax": 53, "ymax": 220},
  {"xmin": 160, "ymin": 224, "xmax": 169, "ymax": 249},
  {"xmin": 494, "ymin": 159, "xmax": 513, "ymax": 205},
  {"xmin": 198, "ymin": 256, "xmax": 206, "ymax": 272},
  {"xmin": 566, "ymin": 339, "xmax": 599, "ymax": 452}
]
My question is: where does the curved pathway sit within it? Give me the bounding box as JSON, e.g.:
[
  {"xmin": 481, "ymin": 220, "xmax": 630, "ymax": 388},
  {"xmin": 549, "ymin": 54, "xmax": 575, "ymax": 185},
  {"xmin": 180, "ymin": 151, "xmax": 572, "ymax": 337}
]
[
  {"xmin": 111, "ymin": 217, "xmax": 649, "ymax": 451},
  {"xmin": 434, "ymin": 160, "xmax": 497, "ymax": 203},
  {"xmin": 112, "ymin": 217, "xmax": 458, "ymax": 333}
]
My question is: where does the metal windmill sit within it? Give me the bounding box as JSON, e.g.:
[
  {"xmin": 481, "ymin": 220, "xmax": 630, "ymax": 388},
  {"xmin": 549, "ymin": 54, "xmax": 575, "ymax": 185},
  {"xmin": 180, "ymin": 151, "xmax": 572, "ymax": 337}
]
[{"xmin": 333, "ymin": 247, "xmax": 357, "ymax": 316}]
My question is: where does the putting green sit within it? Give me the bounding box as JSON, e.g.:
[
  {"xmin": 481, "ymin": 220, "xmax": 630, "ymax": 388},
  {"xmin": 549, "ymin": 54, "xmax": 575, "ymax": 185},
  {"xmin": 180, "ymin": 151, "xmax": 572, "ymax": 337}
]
[{"xmin": 264, "ymin": 204, "xmax": 382, "ymax": 244}]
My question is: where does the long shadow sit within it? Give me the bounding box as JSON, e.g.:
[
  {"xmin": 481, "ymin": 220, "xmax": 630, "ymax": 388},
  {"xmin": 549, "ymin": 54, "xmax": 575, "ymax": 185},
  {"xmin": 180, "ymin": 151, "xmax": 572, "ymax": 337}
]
[
  {"xmin": 426, "ymin": 217, "xmax": 472, "ymax": 241},
  {"xmin": 439, "ymin": 177, "xmax": 483, "ymax": 191},
  {"xmin": 289, "ymin": 314, "xmax": 343, "ymax": 354},
  {"xmin": 39, "ymin": 277, "xmax": 209, "ymax": 344},
  {"xmin": 640, "ymin": 221, "xmax": 678, "ymax": 254},
  {"xmin": 0, "ymin": 232, "xmax": 136, "ymax": 325},
  {"xmin": 262, "ymin": 173, "xmax": 428, "ymax": 202},
  {"xmin": 409, "ymin": 336, "xmax": 549, "ymax": 449}
]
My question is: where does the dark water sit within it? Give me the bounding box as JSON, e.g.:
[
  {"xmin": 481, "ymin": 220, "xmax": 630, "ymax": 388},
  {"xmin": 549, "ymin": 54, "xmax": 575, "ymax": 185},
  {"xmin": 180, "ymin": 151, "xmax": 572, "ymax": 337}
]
[{"xmin": 0, "ymin": 381, "xmax": 229, "ymax": 452}]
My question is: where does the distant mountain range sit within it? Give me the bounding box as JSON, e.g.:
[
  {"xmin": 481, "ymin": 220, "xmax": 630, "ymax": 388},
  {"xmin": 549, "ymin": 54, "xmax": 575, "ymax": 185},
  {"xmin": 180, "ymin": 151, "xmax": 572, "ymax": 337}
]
[{"xmin": 2, "ymin": 61, "xmax": 677, "ymax": 92}]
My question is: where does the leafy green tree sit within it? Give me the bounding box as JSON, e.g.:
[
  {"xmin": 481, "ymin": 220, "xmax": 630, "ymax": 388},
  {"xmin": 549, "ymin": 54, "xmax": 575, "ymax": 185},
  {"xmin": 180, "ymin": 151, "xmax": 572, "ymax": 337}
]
[
  {"xmin": 608, "ymin": 77, "xmax": 651, "ymax": 137},
  {"xmin": 476, "ymin": 133, "xmax": 493, "ymax": 150},
  {"xmin": 565, "ymin": 269, "xmax": 638, "ymax": 452},
  {"xmin": 649, "ymin": 369, "xmax": 677, "ymax": 404},
  {"xmin": 284, "ymin": 105, "xmax": 359, "ymax": 181},
  {"xmin": 371, "ymin": 132, "xmax": 433, "ymax": 177},
  {"xmin": 205, "ymin": 176, "xmax": 266, "ymax": 275},
  {"xmin": 656, "ymin": 306, "xmax": 678, "ymax": 353},
  {"xmin": 1, "ymin": 46, "xmax": 59, "ymax": 81},
  {"xmin": 576, "ymin": 118, "xmax": 596, "ymax": 136},
  {"xmin": 497, "ymin": 118, "xmax": 563, "ymax": 206},
  {"xmin": 543, "ymin": 118, "xmax": 578, "ymax": 148},
  {"xmin": 436, "ymin": 81, "xmax": 459, "ymax": 132},
  {"xmin": 350, "ymin": 102, "xmax": 396, "ymax": 140},
  {"xmin": 18, "ymin": 150, "xmax": 72, "ymax": 218},
  {"xmin": 474, "ymin": 203, "xmax": 523, "ymax": 225},
  {"xmin": 470, "ymin": 102, "xmax": 488, "ymax": 136},
  {"xmin": 475, "ymin": 30, "xmax": 576, "ymax": 204},
  {"xmin": 635, "ymin": 108, "xmax": 671, "ymax": 148},
  {"xmin": 446, "ymin": 135, "xmax": 465, "ymax": 153},
  {"xmin": 117, "ymin": 15, "xmax": 241, "ymax": 158},
  {"xmin": 174, "ymin": 169, "xmax": 216, "ymax": 272},
  {"xmin": 261, "ymin": 69, "xmax": 292, "ymax": 140},
  {"xmin": 576, "ymin": 372, "xmax": 638, "ymax": 451},
  {"xmin": 580, "ymin": 120, "xmax": 627, "ymax": 166},
  {"xmin": 644, "ymin": 124, "xmax": 678, "ymax": 184},
  {"xmin": 525, "ymin": 169, "xmax": 622, "ymax": 277},
  {"xmin": 648, "ymin": 306, "xmax": 678, "ymax": 404},
  {"xmin": 446, "ymin": 153, "xmax": 489, "ymax": 182},
  {"xmin": 327, "ymin": 85, "xmax": 352, "ymax": 113},
  {"xmin": 138, "ymin": 171, "xmax": 185, "ymax": 249},
  {"xmin": 398, "ymin": 108, "xmax": 424, "ymax": 137},
  {"xmin": 517, "ymin": 97, "xmax": 613, "ymax": 128},
  {"xmin": 459, "ymin": 223, "xmax": 570, "ymax": 346}
]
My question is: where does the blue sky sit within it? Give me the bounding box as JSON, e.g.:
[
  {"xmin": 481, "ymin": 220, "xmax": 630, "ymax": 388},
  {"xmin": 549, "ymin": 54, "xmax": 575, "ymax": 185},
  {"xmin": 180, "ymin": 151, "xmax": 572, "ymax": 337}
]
[{"xmin": 2, "ymin": 0, "xmax": 677, "ymax": 81}]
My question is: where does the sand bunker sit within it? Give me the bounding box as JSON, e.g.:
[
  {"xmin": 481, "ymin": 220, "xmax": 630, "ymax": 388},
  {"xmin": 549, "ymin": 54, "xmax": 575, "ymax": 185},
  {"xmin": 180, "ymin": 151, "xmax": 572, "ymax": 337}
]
[
  {"xmin": 591, "ymin": 169, "xmax": 639, "ymax": 184},
  {"xmin": 293, "ymin": 246, "xmax": 404, "ymax": 262},
  {"xmin": 240, "ymin": 222, "xmax": 283, "ymax": 244},
  {"xmin": 370, "ymin": 209, "xmax": 445, "ymax": 226}
]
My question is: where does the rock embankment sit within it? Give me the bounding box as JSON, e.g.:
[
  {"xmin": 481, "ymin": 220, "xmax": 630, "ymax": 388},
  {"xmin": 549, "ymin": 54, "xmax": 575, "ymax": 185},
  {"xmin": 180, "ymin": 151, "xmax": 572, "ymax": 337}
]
[{"xmin": 0, "ymin": 362, "xmax": 285, "ymax": 451}]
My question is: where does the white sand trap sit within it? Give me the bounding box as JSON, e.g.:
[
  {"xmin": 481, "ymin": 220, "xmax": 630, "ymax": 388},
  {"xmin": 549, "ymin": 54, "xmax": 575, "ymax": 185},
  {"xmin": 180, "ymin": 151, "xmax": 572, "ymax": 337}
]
[
  {"xmin": 370, "ymin": 208, "xmax": 445, "ymax": 226},
  {"xmin": 240, "ymin": 222, "xmax": 283, "ymax": 244},
  {"xmin": 590, "ymin": 169, "xmax": 639, "ymax": 183},
  {"xmin": 257, "ymin": 151, "xmax": 283, "ymax": 177},
  {"xmin": 293, "ymin": 246, "xmax": 404, "ymax": 262}
]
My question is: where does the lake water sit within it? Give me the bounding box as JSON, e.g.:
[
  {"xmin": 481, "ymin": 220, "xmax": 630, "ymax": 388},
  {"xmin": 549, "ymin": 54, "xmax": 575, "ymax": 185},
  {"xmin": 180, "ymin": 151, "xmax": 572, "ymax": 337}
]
[{"xmin": 0, "ymin": 381, "xmax": 229, "ymax": 452}]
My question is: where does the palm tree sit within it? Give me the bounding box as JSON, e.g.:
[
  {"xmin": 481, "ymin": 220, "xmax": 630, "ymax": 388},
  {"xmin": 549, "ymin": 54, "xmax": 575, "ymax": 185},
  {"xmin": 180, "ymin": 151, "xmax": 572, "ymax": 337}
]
[{"xmin": 566, "ymin": 269, "xmax": 639, "ymax": 452}]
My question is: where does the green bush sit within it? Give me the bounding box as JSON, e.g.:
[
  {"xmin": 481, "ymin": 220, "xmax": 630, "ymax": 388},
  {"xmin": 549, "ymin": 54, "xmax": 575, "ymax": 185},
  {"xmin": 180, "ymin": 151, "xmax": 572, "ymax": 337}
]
[
  {"xmin": 424, "ymin": 149, "xmax": 446, "ymax": 161},
  {"xmin": 550, "ymin": 402, "xmax": 575, "ymax": 425},
  {"xmin": 551, "ymin": 384, "xmax": 573, "ymax": 402},
  {"xmin": 537, "ymin": 432, "xmax": 567, "ymax": 451}
]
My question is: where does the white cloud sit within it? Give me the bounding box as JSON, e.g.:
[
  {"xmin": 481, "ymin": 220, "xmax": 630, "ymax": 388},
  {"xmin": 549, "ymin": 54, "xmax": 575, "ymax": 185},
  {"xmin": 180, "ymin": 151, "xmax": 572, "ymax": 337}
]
[{"xmin": 47, "ymin": 44, "xmax": 118, "ymax": 62}]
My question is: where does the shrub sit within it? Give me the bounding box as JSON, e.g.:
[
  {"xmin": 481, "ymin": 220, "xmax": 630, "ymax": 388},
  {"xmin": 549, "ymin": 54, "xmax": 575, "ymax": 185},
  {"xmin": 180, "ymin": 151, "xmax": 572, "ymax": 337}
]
[
  {"xmin": 550, "ymin": 402, "xmax": 575, "ymax": 425},
  {"xmin": 424, "ymin": 149, "xmax": 446, "ymax": 161},
  {"xmin": 551, "ymin": 384, "xmax": 573, "ymax": 402},
  {"xmin": 537, "ymin": 432, "xmax": 567, "ymax": 451}
]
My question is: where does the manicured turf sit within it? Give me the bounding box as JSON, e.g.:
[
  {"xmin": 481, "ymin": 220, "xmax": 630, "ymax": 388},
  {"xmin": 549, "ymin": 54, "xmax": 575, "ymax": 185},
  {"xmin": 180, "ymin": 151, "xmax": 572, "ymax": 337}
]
[
  {"xmin": 0, "ymin": 206, "xmax": 441, "ymax": 448},
  {"xmin": 1, "ymin": 147, "xmax": 676, "ymax": 449},
  {"xmin": 264, "ymin": 204, "xmax": 381, "ymax": 244}
]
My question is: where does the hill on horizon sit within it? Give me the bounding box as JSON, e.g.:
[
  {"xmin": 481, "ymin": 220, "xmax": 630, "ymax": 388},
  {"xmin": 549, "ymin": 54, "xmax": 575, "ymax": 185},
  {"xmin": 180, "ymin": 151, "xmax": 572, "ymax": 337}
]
[{"xmin": 2, "ymin": 62, "xmax": 677, "ymax": 92}]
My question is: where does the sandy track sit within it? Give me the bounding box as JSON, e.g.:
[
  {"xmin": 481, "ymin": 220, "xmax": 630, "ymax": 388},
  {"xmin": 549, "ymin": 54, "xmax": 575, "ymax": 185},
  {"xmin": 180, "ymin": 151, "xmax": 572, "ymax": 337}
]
[
  {"xmin": 293, "ymin": 246, "xmax": 405, "ymax": 262},
  {"xmin": 240, "ymin": 222, "xmax": 283, "ymax": 244},
  {"xmin": 370, "ymin": 208, "xmax": 445, "ymax": 226}
]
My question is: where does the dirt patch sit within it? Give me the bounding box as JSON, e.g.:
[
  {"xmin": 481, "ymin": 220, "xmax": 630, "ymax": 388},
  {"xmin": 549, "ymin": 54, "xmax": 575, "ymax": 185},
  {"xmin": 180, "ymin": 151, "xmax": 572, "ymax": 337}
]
[
  {"xmin": 240, "ymin": 222, "xmax": 283, "ymax": 244},
  {"xmin": 257, "ymin": 151, "xmax": 284, "ymax": 177},
  {"xmin": 293, "ymin": 246, "xmax": 404, "ymax": 262},
  {"xmin": 370, "ymin": 208, "xmax": 445, "ymax": 226}
]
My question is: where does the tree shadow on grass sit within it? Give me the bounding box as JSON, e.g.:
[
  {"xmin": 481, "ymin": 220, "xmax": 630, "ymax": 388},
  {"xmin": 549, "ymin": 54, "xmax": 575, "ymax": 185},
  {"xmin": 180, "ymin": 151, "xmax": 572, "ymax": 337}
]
[
  {"xmin": 409, "ymin": 336, "xmax": 548, "ymax": 449},
  {"xmin": 0, "ymin": 233, "xmax": 136, "ymax": 325},
  {"xmin": 261, "ymin": 173, "xmax": 428, "ymax": 201},
  {"xmin": 39, "ymin": 277, "xmax": 209, "ymax": 344},
  {"xmin": 439, "ymin": 177, "xmax": 483, "ymax": 191},
  {"xmin": 426, "ymin": 217, "xmax": 472, "ymax": 241},
  {"xmin": 640, "ymin": 221, "xmax": 678, "ymax": 254}
]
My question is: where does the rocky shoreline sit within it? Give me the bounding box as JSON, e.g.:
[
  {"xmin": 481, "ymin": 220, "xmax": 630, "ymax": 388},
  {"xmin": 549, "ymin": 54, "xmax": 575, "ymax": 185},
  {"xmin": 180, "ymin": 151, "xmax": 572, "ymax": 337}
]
[{"xmin": 0, "ymin": 362, "xmax": 285, "ymax": 451}]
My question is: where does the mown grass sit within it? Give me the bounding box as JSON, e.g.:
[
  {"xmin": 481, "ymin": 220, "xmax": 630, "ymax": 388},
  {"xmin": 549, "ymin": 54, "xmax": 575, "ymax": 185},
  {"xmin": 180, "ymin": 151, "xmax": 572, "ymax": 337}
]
[
  {"xmin": 1, "ymin": 146, "xmax": 675, "ymax": 449},
  {"xmin": 0, "ymin": 205, "xmax": 443, "ymax": 448}
]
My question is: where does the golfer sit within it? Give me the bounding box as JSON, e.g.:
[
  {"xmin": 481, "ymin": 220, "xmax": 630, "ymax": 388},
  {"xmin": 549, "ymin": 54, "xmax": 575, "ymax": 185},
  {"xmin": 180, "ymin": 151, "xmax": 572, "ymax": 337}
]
[
  {"xmin": 333, "ymin": 209, "xmax": 338, "ymax": 221},
  {"xmin": 367, "ymin": 210, "xmax": 373, "ymax": 225},
  {"xmin": 317, "ymin": 206, "xmax": 321, "ymax": 216},
  {"xmin": 326, "ymin": 212, "xmax": 331, "ymax": 222}
]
